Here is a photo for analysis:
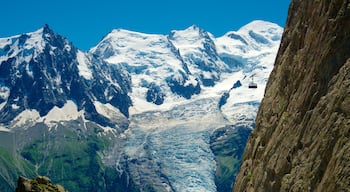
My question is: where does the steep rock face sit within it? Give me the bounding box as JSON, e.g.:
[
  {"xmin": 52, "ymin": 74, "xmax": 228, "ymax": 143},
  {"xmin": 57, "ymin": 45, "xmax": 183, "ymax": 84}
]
[{"xmin": 234, "ymin": 0, "xmax": 350, "ymax": 191}]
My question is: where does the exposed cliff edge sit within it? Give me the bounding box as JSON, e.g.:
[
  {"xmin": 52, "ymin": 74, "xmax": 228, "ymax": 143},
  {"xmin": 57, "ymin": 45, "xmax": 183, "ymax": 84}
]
[{"xmin": 234, "ymin": 0, "xmax": 350, "ymax": 191}]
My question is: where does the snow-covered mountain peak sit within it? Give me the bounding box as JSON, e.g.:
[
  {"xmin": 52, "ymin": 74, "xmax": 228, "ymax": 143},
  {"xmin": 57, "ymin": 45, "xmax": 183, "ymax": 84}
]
[
  {"xmin": 0, "ymin": 24, "xmax": 74, "ymax": 66},
  {"xmin": 105, "ymin": 28, "xmax": 164, "ymax": 44},
  {"xmin": 0, "ymin": 27, "xmax": 45, "ymax": 64},
  {"xmin": 169, "ymin": 25, "xmax": 204, "ymax": 42},
  {"xmin": 90, "ymin": 27, "xmax": 202, "ymax": 111},
  {"xmin": 90, "ymin": 28, "xmax": 170, "ymax": 60},
  {"xmin": 91, "ymin": 28, "xmax": 183, "ymax": 72},
  {"xmin": 238, "ymin": 20, "xmax": 282, "ymax": 33},
  {"xmin": 168, "ymin": 25, "xmax": 216, "ymax": 50},
  {"xmin": 216, "ymin": 20, "xmax": 283, "ymax": 59},
  {"xmin": 237, "ymin": 20, "xmax": 283, "ymax": 43}
]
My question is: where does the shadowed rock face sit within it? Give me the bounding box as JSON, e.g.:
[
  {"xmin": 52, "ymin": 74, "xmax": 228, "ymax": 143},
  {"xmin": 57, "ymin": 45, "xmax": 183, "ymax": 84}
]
[{"xmin": 234, "ymin": 0, "xmax": 350, "ymax": 191}]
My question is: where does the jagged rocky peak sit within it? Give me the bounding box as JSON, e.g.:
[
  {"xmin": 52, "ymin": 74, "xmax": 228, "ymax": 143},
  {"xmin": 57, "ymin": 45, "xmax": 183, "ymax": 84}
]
[
  {"xmin": 0, "ymin": 25, "xmax": 131, "ymax": 127},
  {"xmin": 0, "ymin": 24, "xmax": 72, "ymax": 62},
  {"xmin": 0, "ymin": 25, "xmax": 78, "ymax": 122},
  {"xmin": 234, "ymin": 0, "xmax": 350, "ymax": 191}
]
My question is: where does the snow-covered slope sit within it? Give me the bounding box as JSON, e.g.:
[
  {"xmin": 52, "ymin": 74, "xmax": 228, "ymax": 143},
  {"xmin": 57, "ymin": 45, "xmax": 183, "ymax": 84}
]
[
  {"xmin": 91, "ymin": 29, "xmax": 200, "ymax": 111},
  {"xmin": 0, "ymin": 20, "xmax": 283, "ymax": 192},
  {"xmin": 90, "ymin": 20, "xmax": 282, "ymax": 117}
]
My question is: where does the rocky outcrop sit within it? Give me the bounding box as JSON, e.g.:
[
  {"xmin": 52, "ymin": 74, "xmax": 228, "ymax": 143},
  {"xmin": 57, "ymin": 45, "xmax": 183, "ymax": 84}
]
[
  {"xmin": 16, "ymin": 176, "xmax": 67, "ymax": 192},
  {"xmin": 234, "ymin": 0, "xmax": 350, "ymax": 191}
]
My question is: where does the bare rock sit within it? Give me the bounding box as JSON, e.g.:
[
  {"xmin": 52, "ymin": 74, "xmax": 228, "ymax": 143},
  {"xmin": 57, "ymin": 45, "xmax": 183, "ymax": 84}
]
[
  {"xmin": 15, "ymin": 176, "xmax": 67, "ymax": 192},
  {"xmin": 234, "ymin": 0, "xmax": 350, "ymax": 191}
]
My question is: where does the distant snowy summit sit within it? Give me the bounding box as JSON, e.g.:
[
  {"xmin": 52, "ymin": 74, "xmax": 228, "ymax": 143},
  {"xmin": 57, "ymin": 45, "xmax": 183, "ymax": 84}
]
[
  {"xmin": 90, "ymin": 20, "xmax": 283, "ymax": 115},
  {"xmin": 0, "ymin": 20, "xmax": 282, "ymax": 128}
]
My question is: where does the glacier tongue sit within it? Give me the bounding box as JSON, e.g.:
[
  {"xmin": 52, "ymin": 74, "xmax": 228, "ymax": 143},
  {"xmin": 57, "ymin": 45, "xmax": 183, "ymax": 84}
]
[{"xmin": 125, "ymin": 98, "xmax": 228, "ymax": 192}]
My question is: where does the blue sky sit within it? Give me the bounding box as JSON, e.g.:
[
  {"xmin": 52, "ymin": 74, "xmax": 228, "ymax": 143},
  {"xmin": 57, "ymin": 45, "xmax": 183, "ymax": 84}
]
[{"xmin": 1, "ymin": 0, "xmax": 291, "ymax": 50}]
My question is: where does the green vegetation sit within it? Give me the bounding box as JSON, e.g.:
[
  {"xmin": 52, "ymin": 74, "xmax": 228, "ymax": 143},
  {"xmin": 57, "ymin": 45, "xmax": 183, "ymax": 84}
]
[
  {"xmin": 18, "ymin": 123, "xmax": 112, "ymax": 191},
  {"xmin": 210, "ymin": 125, "xmax": 252, "ymax": 192},
  {"xmin": 0, "ymin": 119, "xmax": 138, "ymax": 192},
  {"xmin": 0, "ymin": 147, "xmax": 36, "ymax": 192},
  {"xmin": 247, "ymin": 171, "xmax": 252, "ymax": 182}
]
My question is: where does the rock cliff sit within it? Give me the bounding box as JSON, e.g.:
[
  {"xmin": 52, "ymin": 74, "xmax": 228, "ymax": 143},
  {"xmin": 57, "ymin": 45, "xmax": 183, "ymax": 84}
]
[{"xmin": 234, "ymin": 0, "xmax": 350, "ymax": 191}]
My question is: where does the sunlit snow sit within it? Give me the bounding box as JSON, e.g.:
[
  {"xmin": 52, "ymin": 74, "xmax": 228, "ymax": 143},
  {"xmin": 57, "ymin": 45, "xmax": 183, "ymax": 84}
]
[
  {"xmin": 43, "ymin": 100, "xmax": 82, "ymax": 124},
  {"xmin": 76, "ymin": 50, "xmax": 93, "ymax": 80}
]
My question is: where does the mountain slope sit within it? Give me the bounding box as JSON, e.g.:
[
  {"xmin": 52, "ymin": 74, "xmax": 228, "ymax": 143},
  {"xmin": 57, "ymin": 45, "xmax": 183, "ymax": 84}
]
[{"xmin": 234, "ymin": 0, "xmax": 350, "ymax": 191}]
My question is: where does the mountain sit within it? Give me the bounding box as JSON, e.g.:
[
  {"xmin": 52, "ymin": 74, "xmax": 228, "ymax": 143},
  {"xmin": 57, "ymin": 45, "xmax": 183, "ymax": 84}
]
[
  {"xmin": 234, "ymin": 0, "xmax": 350, "ymax": 191},
  {"xmin": 0, "ymin": 24, "xmax": 131, "ymax": 127},
  {"xmin": 0, "ymin": 24, "xmax": 133, "ymax": 192},
  {"xmin": 0, "ymin": 20, "xmax": 282, "ymax": 192}
]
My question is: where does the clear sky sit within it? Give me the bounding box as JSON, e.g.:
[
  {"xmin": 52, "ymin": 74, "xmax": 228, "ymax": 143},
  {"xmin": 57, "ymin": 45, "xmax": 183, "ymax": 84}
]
[{"xmin": 1, "ymin": 0, "xmax": 291, "ymax": 50}]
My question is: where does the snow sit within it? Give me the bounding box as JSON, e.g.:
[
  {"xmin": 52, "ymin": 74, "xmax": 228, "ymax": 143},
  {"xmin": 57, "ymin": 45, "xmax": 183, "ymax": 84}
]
[
  {"xmin": 25, "ymin": 28, "xmax": 45, "ymax": 51},
  {"xmin": 169, "ymin": 25, "xmax": 229, "ymax": 78},
  {"xmin": 76, "ymin": 50, "xmax": 93, "ymax": 80},
  {"xmin": 0, "ymin": 86, "xmax": 10, "ymax": 100},
  {"xmin": 169, "ymin": 25, "xmax": 204, "ymax": 53},
  {"xmin": 92, "ymin": 28, "xmax": 198, "ymax": 114},
  {"xmin": 238, "ymin": 20, "xmax": 283, "ymax": 41},
  {"xmin": 11, "ymin": 109, "xmax": 41, "ymax": 128},
  {"xmin": 94, "ymin": 101, "xmax": 124, "ymax": 120},
  {"xmin": 93, "ymin": 20, "xmax": 283, "ymax": 120},
  {"xmin": 0, "ymin": 102, "xmax": 5, "ymax": 111},
  {"xmin": 0, "ymin": 126, "xmax": 9, "ymax": 132},
  {"xmin": 11, "ymin": 104, "xmax": 20, "ymax": 110},
  {"xmin": 102, "ymin": 29, "xmax": 183, "ymax": 72},
  {"xmin": 0, "ymin": 27, "xmax": 45, "ymax": 67},
  {"xmin": 43, "ymin": 100, "xmax": 81, "ymax": 123},
  {"xmin": 0, "ymin": 38, "xmax": 10, "ymax": 48},
  {"xmin": 216, "ymin": 20, "xmax": 282, "ymax": 58},
  {"xmin": 2, "ymin": 101, "xmax": 84, "ymax": 130}
]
